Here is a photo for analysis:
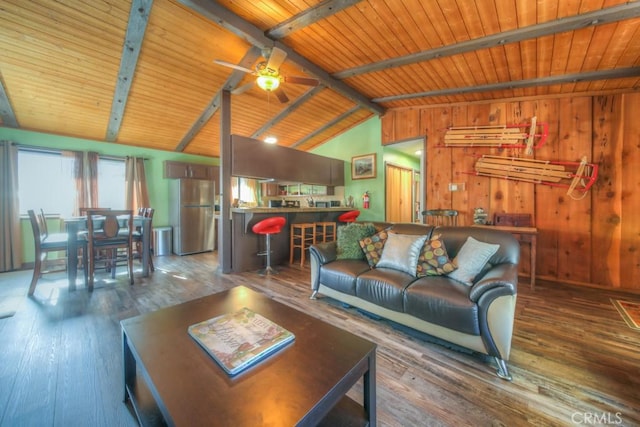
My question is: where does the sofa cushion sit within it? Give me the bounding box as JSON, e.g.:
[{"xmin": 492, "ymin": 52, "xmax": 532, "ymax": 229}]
[
  {"xmin": 359, "ymin": 229, "xmax": 389, "ymax": 267},
  {"xmin": 356, "ymin": 268, "xmax": 417, "ymax": 312},
  {"xmin": 337, "ymin": 223, "xmax": 376, "ymax": 260},
  {"xmin": 376, "ymin": 232, "xmax": 428, "ymax": 275},
  {"xmin": 319, "ymin": 260, "xmax": 371, "ymax": 296},
  {"xmin": 404, "ymin": 277, "xmax": 480, "ymax": 335},
  {"xmin": 416, "ymin": 234, "xmax": 456, "ymax": 277},
  {"xmin": 447, "ymin": 236, "xmax": 500, "ymax": 286}
]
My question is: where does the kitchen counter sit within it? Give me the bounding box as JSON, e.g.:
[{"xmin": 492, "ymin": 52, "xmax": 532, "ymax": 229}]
[{"xmin": 230, "ymin": 207, "xmax": 352, "ymax": 273}]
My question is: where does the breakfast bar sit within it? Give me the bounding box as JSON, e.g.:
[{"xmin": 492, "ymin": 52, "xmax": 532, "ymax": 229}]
[{"xmin": 231, "ymin": 207, "xmax": 351, "ymax": 273}]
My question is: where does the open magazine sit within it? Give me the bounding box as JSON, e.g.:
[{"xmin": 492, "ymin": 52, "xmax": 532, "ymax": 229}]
[{"xmin": 188, "ymin": 307, "xmax": 295, "ymax": 375}]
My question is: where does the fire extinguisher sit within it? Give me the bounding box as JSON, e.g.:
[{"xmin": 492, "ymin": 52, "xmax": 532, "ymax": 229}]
[{"xmin": 362, "ymin": 191, "xmax": 370, "ymax": 209}]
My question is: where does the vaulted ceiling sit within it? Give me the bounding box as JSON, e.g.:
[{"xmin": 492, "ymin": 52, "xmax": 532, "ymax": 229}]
[{"xmin": 1, "ymin": 0, "xmax": 639, "ymax": 158}]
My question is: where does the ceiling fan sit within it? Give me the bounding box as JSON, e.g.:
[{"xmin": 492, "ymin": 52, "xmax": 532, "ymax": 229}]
[{"xmin": 214, "ymin": 47, "xmax": 319, "ymax": 103}]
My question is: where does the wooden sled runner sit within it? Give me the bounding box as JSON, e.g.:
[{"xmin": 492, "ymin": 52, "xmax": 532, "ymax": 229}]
[
  {"xmin": 469, "ymin": 155, "xmax": 598, "ymax": 199},
  {"xmin": 444, "ymin": 116, "xmax": 548, "ymax": 155}
]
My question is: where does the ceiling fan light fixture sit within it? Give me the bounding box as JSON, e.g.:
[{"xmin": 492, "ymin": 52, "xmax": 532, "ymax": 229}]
[{"xmin": 256, "ymin": 74, "xmax": 280, "ymax": 91}]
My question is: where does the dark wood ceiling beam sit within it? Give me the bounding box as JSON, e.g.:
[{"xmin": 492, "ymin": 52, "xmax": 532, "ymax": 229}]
[
  {"xmin": 177, "ymin": 0, "xmax": 385, "ymax": 116},
  {"xmin": 0, "ymin": 74, "xmax": 18, "ymax": 128},
  {"xmin": 372, "ymin": 67, "xmax": 640, "ymax": 103},
  {"xmin": 105, "ymin": 0, "xmax": 153, "ymax": 142},
  {"xmin": 267, "ymin": 0, "xmax": 364, "ymax": 39},
  {"xmin": 251, "ymin": 85, "xmax": 325, "ymax": 139},
  {"xmin": 335, "ymin": 2, "xmax": 640, "ymax": 79},
  {"xmin": 290, "ymin": 105, "xmax": 360, "ymax": 148},
  {"xmin": 174, "ymin": 47, "xmax": 262, "ymax": 152}
]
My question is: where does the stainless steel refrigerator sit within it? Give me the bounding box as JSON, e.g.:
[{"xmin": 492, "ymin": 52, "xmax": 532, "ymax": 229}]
[{"xmin": 170, "ymin": 179, "xmax": 215, "ymax": 255}]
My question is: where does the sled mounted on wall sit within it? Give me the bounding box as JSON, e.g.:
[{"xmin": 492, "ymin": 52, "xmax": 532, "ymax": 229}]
[
  {"xmin": 468, "ymin": 155, "xmax": 598, "ymax": 199},
  {"xmin": 444, "ymin": 116, "xmax": 548, "ymax": 155}
]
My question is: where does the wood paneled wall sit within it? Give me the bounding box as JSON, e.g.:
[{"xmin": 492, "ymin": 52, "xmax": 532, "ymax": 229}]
[{"xmin": 381, "ymin": 93, "xmax": 640, "ymax": 291}]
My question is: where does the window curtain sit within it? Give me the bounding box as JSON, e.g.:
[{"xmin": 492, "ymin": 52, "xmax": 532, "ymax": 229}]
[
  {"xmin": 85, "ymin": 151, "xmax": 99, "ymax": 211},
  {"xmin": 125, "ymin": 157, "xmax": 150, "ymax": 211},
  {"xmin": 0, "ymin": 141, "xmax": 22, "ymax": 271},
  {"xmin": 63, "ymin": 150, "xmax": 83, "ymax": 215}
]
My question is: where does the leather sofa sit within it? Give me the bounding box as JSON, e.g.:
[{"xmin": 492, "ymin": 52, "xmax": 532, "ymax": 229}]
[{"xmin": 309, "ymin": 223, "xmax": 520, "ymax": 380}]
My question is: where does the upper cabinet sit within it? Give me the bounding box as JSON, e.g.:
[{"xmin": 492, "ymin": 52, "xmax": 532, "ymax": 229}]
[
  {"xmin": 231, "ymin": 135, "xmax": 343, "ymax": 186},
  {"xmin": 164, "ymin": 161, "xmax": 220, "ymax": 192}
]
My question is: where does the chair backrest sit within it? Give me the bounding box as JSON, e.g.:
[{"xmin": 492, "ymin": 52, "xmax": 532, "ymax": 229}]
[
  {"xmin": 422, "ymin": 209, "xmax": 459, "ymax": 226},
  {"xmin": 27, "ymin": 210, "xmax": 45, "ymax": 251},
  {"xmin": 86, "ymin": 209, "xmax": 133, "ymax": 247},
  {"xmin": 38, "ymin": 209, "xmax": 49, "ymax": 238}
]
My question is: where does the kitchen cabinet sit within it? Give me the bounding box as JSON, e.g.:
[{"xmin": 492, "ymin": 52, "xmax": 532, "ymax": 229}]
[
  {"xmin": 261, "ymin": 183, "xmax": 283, "ymax": 197},
  {"xmin": 231, "ymin": 135, "xmax": 343, "ymax": 186},
  {"xmin": 164, "ymin": 161, "xmax": 217, "ymax": 180}
]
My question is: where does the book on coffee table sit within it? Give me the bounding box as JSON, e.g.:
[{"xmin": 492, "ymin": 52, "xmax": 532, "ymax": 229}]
[{"xmin": 187, "ymin": 307, "xmax": 295, "ymax": 376}]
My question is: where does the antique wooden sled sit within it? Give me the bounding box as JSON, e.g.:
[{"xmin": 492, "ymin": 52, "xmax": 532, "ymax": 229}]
[
  {"xmin": 444, "ymin": 116, "xmax": 548, "ymax": 155},
  {"xmin": 469, "ymin": 155, "xmax": 598, "ymax": 199}
]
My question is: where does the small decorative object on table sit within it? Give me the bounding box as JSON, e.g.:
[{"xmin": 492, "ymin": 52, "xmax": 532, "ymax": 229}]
[
  {"xmin": 188, "ymin": 307, "xmax": 295, "ymax": 376},
  {"xmin": 473, "ymin": 207, "xmax": 488, "ymax": 224}
]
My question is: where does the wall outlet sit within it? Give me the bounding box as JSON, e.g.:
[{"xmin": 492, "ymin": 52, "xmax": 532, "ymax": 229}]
[{"xmin": 449, "ymin": 182, "xmax": 465, "ymax": 192}]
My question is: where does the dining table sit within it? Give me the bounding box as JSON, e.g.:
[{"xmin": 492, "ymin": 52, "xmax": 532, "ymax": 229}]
[{"xmin": 64, "ymin": 215, "xmax": 152, "ymax": 291}]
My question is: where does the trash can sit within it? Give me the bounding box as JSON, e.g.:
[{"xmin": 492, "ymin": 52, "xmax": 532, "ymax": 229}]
[{"xmin": 153, "ymin": 226, "xmax": 172, "ymax": 256}]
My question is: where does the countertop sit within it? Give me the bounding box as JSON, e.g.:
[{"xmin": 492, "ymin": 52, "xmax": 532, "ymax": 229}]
[{"xmin": 231, "ymin": 207, "xmax": 351, "ymax": 214}]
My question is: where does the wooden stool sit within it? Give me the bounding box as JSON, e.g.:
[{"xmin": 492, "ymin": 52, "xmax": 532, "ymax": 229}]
[
  {"xmin": 290, "ymin": 223, "xmax": 316, "ymax": 267},
  {"xmin": 315, "ymin": 221, "xmax": 337, "ymax": 243},
  {"xmin": 252, "ymin": 216, "xmax": 286, "ymax": 275}
]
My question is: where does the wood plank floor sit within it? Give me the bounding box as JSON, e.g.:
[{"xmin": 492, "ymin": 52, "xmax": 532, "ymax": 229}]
[{"xmin": 1, "ymin": 252, "xmax": 639, "ymax": 426}]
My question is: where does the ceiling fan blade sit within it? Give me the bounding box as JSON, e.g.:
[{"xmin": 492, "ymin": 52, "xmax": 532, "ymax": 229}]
[
  {"xmin": 266, "ymin": 47, "xmax": 287, "ymax": 72},
  {"xmin": 232, "ymin": 81, "xmax": 255, "ymax": 95},
  {"xmin": 213, "ymin": 59, "xmax": 254, "ymax": 74},
  {"xmin": 274, "ymin": 87, "xmax": 289, "ymax": 103},
  {"xmin": 284, "ymin": 75, "xmax": 320, "ymax": 86}
]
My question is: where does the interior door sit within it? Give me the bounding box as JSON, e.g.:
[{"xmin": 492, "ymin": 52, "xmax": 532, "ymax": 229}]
[{"xmin": 385, "ymin": 163, "xmax": 414, "ymax": 223}]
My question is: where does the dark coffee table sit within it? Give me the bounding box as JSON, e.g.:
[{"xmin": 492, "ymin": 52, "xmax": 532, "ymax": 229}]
[{"xmin": 121, "ymin": 286, "xmax": 376, "ymax": 426}]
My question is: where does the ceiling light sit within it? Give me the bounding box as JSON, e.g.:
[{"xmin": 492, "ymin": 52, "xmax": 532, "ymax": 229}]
[
  {"xmin": 264, "ymin": 136, "xmax": 277, "ymax": 144},
  {"xmin": 256, "ymin": 75, "xmax": 280, "ymax": 91}
]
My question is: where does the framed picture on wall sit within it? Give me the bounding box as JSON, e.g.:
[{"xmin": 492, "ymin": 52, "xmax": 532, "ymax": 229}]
[{"xmin": 351, "ymin": 153, "xmax": 377, "ymax": 180}]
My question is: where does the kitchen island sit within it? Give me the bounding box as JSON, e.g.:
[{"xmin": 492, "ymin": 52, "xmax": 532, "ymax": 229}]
[{"xmin": 231, "ymin": 207, "xmax": 352, "ymax": 273}]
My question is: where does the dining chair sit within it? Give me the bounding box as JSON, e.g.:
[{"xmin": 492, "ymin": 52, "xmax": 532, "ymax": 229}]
[
  {"xmin": 422, "ymin": 209, "xmax": 459, "ymax": 226},
  {"xmin": 27, "ymin": 209, "xmax": 87, "ymax": 296},
  {"xmin": 132, "ymin": 207, "xmax": 155, "ymax": 272},
  {"xmin": 85, "ymin": 209, "xmax": 134, "ymax": 290}
]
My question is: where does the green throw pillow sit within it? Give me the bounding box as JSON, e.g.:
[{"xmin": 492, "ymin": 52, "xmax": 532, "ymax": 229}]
[
  {"xmin": 416, "ymin": 234, "xmax": 457, "ymax": 277},
  {"xmin": 359, "ymin": 229, "xmax": 389, "ymax": 267},
  {"xmin": 337, "ymin": 223, "xmax": 376, "ymax": 260}
]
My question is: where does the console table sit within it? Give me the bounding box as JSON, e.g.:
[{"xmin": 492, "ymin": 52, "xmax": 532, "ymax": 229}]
[{"xmin": 474, "ymin": 225, "xmax": 538, "ymax": 290}]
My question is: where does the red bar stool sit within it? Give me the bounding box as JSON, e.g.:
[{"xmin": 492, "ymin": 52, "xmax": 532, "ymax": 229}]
[
  {"xmin": 338, "ymin": 210, "xmax": 360, "ymax": 223},
  {"xmin": 252, "ymin": 216, "xmax": 286, "ymax": 275}
]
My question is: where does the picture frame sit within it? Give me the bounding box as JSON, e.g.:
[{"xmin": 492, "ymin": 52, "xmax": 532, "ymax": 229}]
[{"xmin": 351, "ymin": 153, "xmax": 377, "ymax": 180}]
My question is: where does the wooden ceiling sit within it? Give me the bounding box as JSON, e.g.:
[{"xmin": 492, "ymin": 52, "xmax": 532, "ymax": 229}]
[{"xmin": 1, "ymin": 0, "xmax": 639, "ymax": 158}]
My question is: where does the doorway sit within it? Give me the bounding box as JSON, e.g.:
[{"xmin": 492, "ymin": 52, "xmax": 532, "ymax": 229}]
[{"xmin": 385, "ymin": 163, "xmax": 418, "ymax": 223}]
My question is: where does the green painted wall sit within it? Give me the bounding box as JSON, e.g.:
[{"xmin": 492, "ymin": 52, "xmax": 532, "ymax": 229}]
[
  {"xmin": 1, "ymin": 127, "xmax": 217, "ymax": 263},
  {"xmin": 312, "ymin": 117, "xmax": 419, "ymax": 222}
]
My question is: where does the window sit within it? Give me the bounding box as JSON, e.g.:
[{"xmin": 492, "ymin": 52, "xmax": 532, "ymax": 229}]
[
  {"xmin": 18, "ymin": 149, "xmax": 126, "ymax": 216},
  {"xmin": 18, "ymin": 150, "xmax": 76, "ymax": 216},
  {"xmin": 97, "ymin": 158, "xmax": 125, "ymax": 209}
]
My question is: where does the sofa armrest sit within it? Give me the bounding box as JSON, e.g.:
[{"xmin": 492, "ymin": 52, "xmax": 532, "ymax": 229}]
[
  {"xmin": 309, "ymin": 242, "xmax": 337, "ymax": 294},
  {"xmin": 469, "ymin": 263, "xmax": 518, "ymax": 302},
  {"xmin": 309, "ymin": 242, "xmax": 338, "ymax": 265}
]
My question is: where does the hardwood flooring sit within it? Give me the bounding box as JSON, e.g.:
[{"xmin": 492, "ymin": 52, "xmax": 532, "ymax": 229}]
[{"xmin": 1, "ymin": 253, "xmax": 639, "ymax": 426}]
